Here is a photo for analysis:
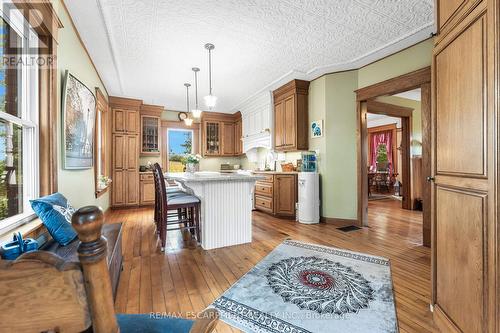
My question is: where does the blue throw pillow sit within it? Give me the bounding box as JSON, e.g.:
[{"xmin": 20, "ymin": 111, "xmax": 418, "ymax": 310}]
[{"xmin": 30, "ymin": 193, "xmax": 77, "ymax": 246}]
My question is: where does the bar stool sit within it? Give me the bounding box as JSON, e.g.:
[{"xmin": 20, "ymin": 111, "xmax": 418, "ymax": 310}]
[{"xmin": 152, "ymin": 164, "xmax": 201, "ymax": 251}]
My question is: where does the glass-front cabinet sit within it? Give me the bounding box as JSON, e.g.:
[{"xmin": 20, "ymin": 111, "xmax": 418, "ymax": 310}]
[
  {"xmin": 204, "ymin": 121, "xmax": 220, "ymax": 155},
  {"xmin": 141, "ymin": 115, "xmax": 160, "ymax": 155}
]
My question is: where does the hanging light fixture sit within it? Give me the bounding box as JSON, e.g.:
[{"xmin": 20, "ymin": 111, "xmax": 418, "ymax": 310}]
[
  {"xmin": 191, "ymin": 67, "xmax": 202, "ymax": 118},
  {"xmin": 203, "ymin": 43, "xmax": 217, "ymax": 110},
  {"xmin": 184, "ymin": 83, "xmax": 193, "ymax": 126}
]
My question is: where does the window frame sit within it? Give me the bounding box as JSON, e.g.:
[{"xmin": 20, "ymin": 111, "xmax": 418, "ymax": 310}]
[
  {"xmin": 0, "ymin": 5, "xmax": 39, "ymax": 235},
  {"xmin": 94, "ymin": 88, "xmax": 110, "ymax": 198}
]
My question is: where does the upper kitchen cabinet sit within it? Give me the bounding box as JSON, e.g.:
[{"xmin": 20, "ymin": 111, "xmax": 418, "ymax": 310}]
[
  {"xmin": 202, "ymin": 111, "xmax": 242, "ymax": 157},
  {"xmin": 273, "ymin": 79, "xmax": 309, "ymax": 151},
  {"xmin": 109, "ymin": 96, "xmax": 141, "ymax": 134},
  {"xmin": 140, "ymin": 104, "xmax": 163, "ymax": 156}
]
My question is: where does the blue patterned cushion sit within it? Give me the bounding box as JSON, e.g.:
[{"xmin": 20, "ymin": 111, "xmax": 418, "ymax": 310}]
[
  {"xmin": 116, "ymin": 314, "xmax": 194, "ymax": 333},
  {"xmin": 30, "ymin": 193, "xmax": 77, "ymax": 246}
]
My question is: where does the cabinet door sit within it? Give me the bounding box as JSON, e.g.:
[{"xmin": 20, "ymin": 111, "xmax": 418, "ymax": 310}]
[
  {"xmin": 126, "ymin": 135, "xmax": 138, "ymax": 170},
  {"xmin": 222, "ymin": 122, "xmax": 235, "ymax": 156},
  {"xmin": 275, "ymin": 175, "xmax": 296, "ymax": 216},
  {"xmin": 432, "ymin": 12, "xmax": 490, "ymax": 333},
  {"xmin": 112, "ymin": 170, "xmax": 126, "ymax": 206},
  {"xmin": 141, "ymin": 116, "xmax": 160, "ymax": 155},
  {"xmin": 113, "ymin": 109, "xmax": 126, "ymax": 133},
  {"xmin": 140, "ymin": 181, "xmax": 155, "ymax": 205},
  {"xmin": 234, "ymin": 119, "xmax": 242, "ymax": 155},
  {"xmin": 274, "ymin": 101, "xmax": 284, "ymax": 148},
  {"xmin": 113, "ymin": 134, "xmax": 126, "ymax": 170},
  {"xmin": 126, "ymin": 110, "xmax": 139, "ymax": 134},
  {"xmin": 126, "ymin": 171, "xmax": 139, "ymax": 205},
  {"xmin": 283, "ymin": 95, "xmax": 296, "ymax": 147},
  {"xmin": 438, "ymin": 0, "xmax": 466, "ymax": 29},
  {"xmin": 204, "ymin": 121, "xmax": 221, "ymax": 155}
]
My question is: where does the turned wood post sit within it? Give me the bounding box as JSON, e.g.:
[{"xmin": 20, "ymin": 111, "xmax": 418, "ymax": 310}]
[{"xmin": 72, "ymin": 206, "xmax": 119, "ymax": 333}]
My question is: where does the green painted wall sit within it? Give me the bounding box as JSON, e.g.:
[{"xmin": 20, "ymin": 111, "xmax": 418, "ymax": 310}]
[
  {"xmin": 358, "ymin": 39, "xmax": 433, "ymax": 88},
  {"xmin": 55, "ymin": 1, "xmax": 110, "ymax": 210},
  {"xmin": 308, "ymin": 38, "xmax": 432, "ymax": 220}
]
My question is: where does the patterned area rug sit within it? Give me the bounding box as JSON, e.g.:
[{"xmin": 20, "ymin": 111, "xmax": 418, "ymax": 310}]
[{"xmin": 209, "ymin": 240, "xmax": 398, "ymax": 333}]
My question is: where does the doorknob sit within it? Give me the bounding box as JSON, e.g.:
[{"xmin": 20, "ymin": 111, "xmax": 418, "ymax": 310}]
[{"xmin": 426, "ymin": 176, "xmax": 435, "ymax": 182}]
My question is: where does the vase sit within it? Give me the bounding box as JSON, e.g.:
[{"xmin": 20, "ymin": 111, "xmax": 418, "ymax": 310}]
[{"xmin": 186, "ymin": 163, "xmax": 198, "ymax": 173}]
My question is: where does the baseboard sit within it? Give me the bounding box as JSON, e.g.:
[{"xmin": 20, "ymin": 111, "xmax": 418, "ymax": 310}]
[{"xmin": 321, "ymin": 217, "xmax": 359, "ymax": 227}]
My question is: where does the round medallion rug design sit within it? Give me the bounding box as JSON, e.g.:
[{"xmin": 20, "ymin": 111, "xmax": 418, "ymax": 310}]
[{"xmin": 266, "ymin": 256, "xmax": 374, "ymax": 315}]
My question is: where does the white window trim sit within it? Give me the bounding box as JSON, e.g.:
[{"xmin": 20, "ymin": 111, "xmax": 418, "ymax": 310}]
[{"xmin": 0, "ymin": 3, "xmax": 39, "ymax": 235}]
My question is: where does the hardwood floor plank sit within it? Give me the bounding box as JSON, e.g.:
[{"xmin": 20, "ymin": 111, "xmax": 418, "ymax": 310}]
[{"xmin": 108, "ymin": 199, "xmax": 435, "ymax": 331}]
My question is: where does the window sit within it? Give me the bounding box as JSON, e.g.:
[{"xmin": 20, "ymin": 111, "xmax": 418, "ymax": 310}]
[
  {"xmin": 94, "ymin": 88, "xmax": 110, "ymax": 196},
  {"xmin": 167, "ymin": 129, "xmax": 193, "ymax": 172},
  {"xmin": 0, "ymin": 8, "xmax": 39, "ymax": 233}
]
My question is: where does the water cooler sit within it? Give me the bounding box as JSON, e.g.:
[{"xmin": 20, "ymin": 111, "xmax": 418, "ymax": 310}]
[{"xmin": 298, "ymin": 152, "xmax": 320, "ymax": 224}]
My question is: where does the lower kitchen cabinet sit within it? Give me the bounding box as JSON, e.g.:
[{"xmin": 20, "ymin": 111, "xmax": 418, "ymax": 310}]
[
  {"xmin": 254, "ymin": 172, "xmax": 297, "ymax": 218},
  {"xmin": 139, "ymin": 173, "xmax": 155, "ymax": 205}
]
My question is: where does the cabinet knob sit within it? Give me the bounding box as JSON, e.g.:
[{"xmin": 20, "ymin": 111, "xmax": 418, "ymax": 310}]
[{"xmin": 426, "ymin": 176, "xmax": 435, "ymax": 182}]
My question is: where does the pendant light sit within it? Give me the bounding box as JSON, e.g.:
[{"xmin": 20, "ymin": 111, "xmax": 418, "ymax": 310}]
[
  {"xmin": 203, "ymin": 43, "xmax": 217, "ymax": 110},
  {"xmin": 191, "ymin": 67, "xmax": 202, "ymax": 118},
  {"xmin": 184, "ymin": 83, "xmax": 193, "ymax": 126}
]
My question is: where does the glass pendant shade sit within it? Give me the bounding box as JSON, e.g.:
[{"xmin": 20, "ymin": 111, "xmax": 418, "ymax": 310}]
[
  {"xmin": 192, "ymin": 109, "xmax": 202, "ymax": 118},
  {"xmin": 184, "ymin": 117, "xmax": 194, "ymax": 126},
  {"xmin": 204, "ymin": 94, "xmax": 217, "ymax": 109}
]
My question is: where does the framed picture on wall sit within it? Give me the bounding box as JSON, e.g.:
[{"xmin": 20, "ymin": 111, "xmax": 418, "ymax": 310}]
[
  {"xmin": 61, "ymin": 70, "xmax": 96, "ymax": 169},
  {"xmin": 311, "ymin": 120, "xmax": 323, "ymax": 138}
]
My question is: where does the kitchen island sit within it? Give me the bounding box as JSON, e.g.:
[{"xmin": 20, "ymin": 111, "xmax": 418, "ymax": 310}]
[{"xmin": 164, "ymin": 172, "xmax": 263, "ymax": 250}]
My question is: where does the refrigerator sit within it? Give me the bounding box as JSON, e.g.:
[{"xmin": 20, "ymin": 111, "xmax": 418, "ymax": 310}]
[{"xmin": 298, "ymin": 172, "xmax": 320, "ymax": 224}]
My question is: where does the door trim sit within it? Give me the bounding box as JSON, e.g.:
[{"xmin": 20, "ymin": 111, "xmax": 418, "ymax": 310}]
[{"xmin": 355, "ymin": 67, "xmax": 432, "ymax": 247}]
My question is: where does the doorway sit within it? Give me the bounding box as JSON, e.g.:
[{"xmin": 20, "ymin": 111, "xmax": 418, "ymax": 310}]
[{"xmin": 356, "ymin": 67, "xmax": 431, "ymax": 246}]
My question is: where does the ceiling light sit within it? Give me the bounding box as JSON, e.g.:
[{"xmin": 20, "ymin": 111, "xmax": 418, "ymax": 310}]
[
  {"xmin": 192, "ymin": 67, "xmax": 202, "ymax": 118},
  {"xmin": 184, "ymin": 83, "xmax": 193, "ymax": 126},
  {"xmin": 204, "ymin": 43, "xmax": 217, "ymax": 110}
]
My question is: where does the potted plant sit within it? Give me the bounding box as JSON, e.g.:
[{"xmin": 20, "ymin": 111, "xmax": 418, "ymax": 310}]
[
  {"xmin": 183, "ymin": 154, "xmax": 202, "ymax": 173},
  {"xmin": 376, "ymin": 144, "xmax": 389, "ymax": 171}
]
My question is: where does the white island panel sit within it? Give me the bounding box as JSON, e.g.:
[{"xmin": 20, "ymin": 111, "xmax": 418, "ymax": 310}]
[{"xmin": 164, "ymin": 172, "xmax": 262, "ymax": 250}]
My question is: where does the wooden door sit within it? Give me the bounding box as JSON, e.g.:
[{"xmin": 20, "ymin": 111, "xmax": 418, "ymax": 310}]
[
  {"xmin": 111, "ymin": 170, "xmax": 125, "ymax": 206},
  {"xmin": 113, "ymin": 109, "xmax": 125, "ymax": 133},
  {"xmin": 274, "ymin": 175, "xmax": 296, "ymax": 216},
  {"xmin": 140, "ymin": 181, "xmax": 155, "ymax": 205},
  {"xmin": 274, "ymin": 101, "xmax": 284, "ymax": 148},
  {"xmin": 234, "ymin": 118, "xmax": 242, "ymax": 155},
  {"xmin": 125, "ymin": 135, "xmax": 138, "ymax": 170},
  {"xmin": 126, "ymin": 170, "xmax": 139, "ymax": 205},
  {"xmin": 432, "ymin": 6, "xmax": 494, "ymax": 332},
  {"xmin": 204, "ymin": 121, "xmax": 221, "ymax": 156},
  {"xmin": 126, "ymin": 110, "xmax": 139, "ymax": 134},
  {"xmin": 283, "ymin": 95, "xmax": 296, "ymax": 148},
  {"xmin": 113, "ymin": 135, "xmax": 125, "ymax": 170},
  {"xmin": 222, "ymin": 122, "xmax": 235, "ymax": 156}
]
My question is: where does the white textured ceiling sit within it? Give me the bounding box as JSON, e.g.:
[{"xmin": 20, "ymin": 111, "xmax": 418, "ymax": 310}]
[{"xmin": 64, "ymin": 0, "xmax": 434, "ymax": 113}]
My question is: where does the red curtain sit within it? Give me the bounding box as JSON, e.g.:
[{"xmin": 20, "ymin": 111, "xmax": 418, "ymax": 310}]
[{"xmin": 369, "ymin": 130, "xmax": 393, "ymax": 172}]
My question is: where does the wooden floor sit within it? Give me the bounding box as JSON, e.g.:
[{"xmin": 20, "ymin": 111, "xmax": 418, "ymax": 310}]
[{"xmin": 107, "ymin": 199, "xmax": 435, "ymax": 333}]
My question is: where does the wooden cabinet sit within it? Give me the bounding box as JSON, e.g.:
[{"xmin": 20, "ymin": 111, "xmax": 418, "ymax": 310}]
[
  {"xmin": 109, "ymin": 96, "xmax": 141, "ymax": 208},
  {"xmin": 254, "ymin": 172, "xmax": 297, "ymax": 218},
  {"xmin": 140, "ymin": 104, "xmax": 163, "ymax": 155},
  {"xmin": 139, "ymin": 173, "xmax": 155, "ymax": 205},
  {"xmin": 273, "ymin": 80, "xmax": 309, "ymax": 151},
  {"xmin": 234, "ymin": 118, "xmax": 243, "ymax": 155},
  {"xmin": 221, "ymin": 122, "xmax": 235, "ymax": 156},
  {"xmin": 432, "ymin": 1, "xmax": 499, "ymax": 332},
  {"xmin": 202, "ymin": 112, "xmax": 242, "ymax": 157}
]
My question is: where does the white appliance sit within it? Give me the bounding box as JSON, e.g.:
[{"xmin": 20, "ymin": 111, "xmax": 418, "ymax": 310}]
[{"xmin": 298, "ymin": 172, "xmax": 320, "ymax": 224}]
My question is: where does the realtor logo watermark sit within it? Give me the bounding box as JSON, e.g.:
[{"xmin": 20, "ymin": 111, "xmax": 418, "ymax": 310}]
[{"xmin": 2, "ymin": 1, "xmax": 56, "ymax": 69}]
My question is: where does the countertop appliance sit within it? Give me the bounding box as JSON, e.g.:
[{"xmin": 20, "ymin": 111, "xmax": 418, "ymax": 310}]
[{"xmin": 298, "ymin": 172, "xmax": 320, "ymax": 224}]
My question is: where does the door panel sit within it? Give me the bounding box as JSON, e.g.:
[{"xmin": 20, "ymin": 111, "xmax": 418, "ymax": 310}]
[
  {"xmin": 112, "ymin": 170, "xmax": 125, "ymax": 206},
  {"xmin": 274, "ymin": 102, "xmax": 284, "ymax": 148},
  {"xmin": 283, "ymin": 95, "xmax": 295, "ymax": 147},
  {"xmin": 126, "ymin": 135, "xmax": 138, "ymax": 170},
  {"xmin": 126, "ymin": 110, "xmax": 139, "ymax": 134},
  {"xmin": 436, "ymin": 187, "xmax": 485, "ymax": 333},
  {"xmin": 275, "ymin": 175, "xmax": 296, "ymax": 216},
  {"xmin": 127, "ymin": 171, "xmax": 139, "ymax": 205},
  {"xmin": 222, "ymin": 122, "xmax": 235, "ymax": 156},
  {"xmin": 436, "ymin": 17, "xmax": 485, "ymax": 176},
  {"xmin": 113, "ymin": 109, "xmax": 125, "ymax": 133},
  {"xmin": 113, "ymin": 135, "xmax": 125, "ymax": 170}
]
